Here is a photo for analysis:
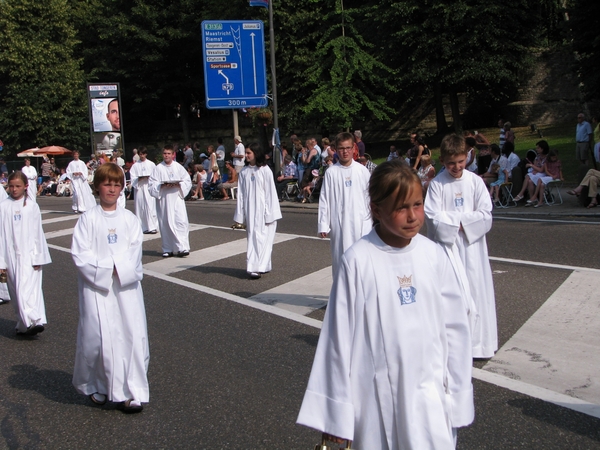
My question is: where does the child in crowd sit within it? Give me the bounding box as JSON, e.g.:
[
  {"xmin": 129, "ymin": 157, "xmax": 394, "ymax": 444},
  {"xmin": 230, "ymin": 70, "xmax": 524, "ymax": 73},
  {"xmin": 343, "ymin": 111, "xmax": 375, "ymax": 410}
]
[
  {"xmin": 0, "ymin": 171, "xmax": 51, "ymax": 334},
  {"xmin": 527, "ymin": 149, "xmax": 563, "ymax": 208},
  {"xmin": 298, "ymin": 160, "xmax": 474, "ymax": 449},
  {"xmin": 425, "ymin": 133, "xmax": 497, "ymax": 359},
  {"xmin": 191, "ymin": 164, "xmax": 207, "ymax": 200},
  {"xmin": 233, "ymin": 143, "xmax": 282, "ymax": 279},
  {"xmin": 488, "ymin": 162, "xmax": 506, "ymax": 205},
  {"xmin": 300, "ymin": 169, "xmax": 320, "ymax": 203},
  {"xmin": 417, "ymin": 153, "xmax": 436, "ymax": 193},
  {"xmin": 71, "ymin": 163, "xmax": 149, "ymax": 414}
]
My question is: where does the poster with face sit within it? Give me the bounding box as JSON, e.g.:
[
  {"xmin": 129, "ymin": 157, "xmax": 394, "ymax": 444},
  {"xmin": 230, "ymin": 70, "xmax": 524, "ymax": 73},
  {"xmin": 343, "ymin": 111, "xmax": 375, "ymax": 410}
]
[
  {"xmin": 91, "ymin": 98, "xmax": 120, "ymax": 132},
  {"xmin": 88, "ymin": 83, "xmax": 124, "ymax": 158}
]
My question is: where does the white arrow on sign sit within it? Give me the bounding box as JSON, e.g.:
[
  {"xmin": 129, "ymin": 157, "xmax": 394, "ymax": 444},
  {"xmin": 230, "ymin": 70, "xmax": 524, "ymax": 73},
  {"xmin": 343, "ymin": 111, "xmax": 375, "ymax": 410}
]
[
  {"xmin": 218, "ymin": 70, "xmax": 232, "ymax": 95},
  {"xmin": 250, "ymin": 32, "xmax": 258, "ymax": 95}
]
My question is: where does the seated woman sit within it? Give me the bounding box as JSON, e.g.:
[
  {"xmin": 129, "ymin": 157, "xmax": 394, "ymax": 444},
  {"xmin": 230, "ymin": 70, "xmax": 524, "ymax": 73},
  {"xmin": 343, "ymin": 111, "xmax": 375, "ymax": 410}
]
[
  {"xmin": 190, "ymin": 164, "xmax": 207, "ymax": 200},
  {"xmin": 417, "ymin": 154, "xmax": 435, "ymax": 194},
  {"xmin": 300, "ymin": 169, "xmax": 320, "ymax": 204},
  {"xmin": 218, "ymin": 161, "xmax": 238, "ymax": 200},
  {"xmin": 526, "ymin": 150, "xmax": 562, "ymax": 208},
  {"xmin": 514, "ymin": 140, "xmax": 550, "ymax": 202},
  {"xmin": 567, "ymin": 168, "xmax": 600, "ymax": 208}
]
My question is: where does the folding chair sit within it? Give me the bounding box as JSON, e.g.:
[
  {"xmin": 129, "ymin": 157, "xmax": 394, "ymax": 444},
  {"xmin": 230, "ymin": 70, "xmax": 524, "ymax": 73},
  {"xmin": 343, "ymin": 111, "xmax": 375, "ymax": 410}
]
[
  {"xmin": 497, "ymin": 181, "xmax": 517, "ymax": 208},
  {"xmin": 544, "ymin": 180, "xmax": 563, "ymax": 205},
  {"xmin": 282, "ymin": 181, "xmax": 299, "ymax": 201}
]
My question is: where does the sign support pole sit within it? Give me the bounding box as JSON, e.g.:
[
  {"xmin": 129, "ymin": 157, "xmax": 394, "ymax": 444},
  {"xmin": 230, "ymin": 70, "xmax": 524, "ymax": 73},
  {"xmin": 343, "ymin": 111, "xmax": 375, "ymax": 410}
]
[
  {"xmin": 233, "ymin": 110, "xmax": 239, "ymax": 141},
  {"xmin": 268, "ymin": 0, "xmax": 281, "ymax": 174}
]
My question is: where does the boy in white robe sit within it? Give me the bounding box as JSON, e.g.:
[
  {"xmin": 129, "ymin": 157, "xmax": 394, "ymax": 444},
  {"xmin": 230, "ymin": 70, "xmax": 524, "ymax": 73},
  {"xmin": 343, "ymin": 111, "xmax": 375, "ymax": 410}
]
[
  {"xmin": 71, "ymin": 163, "xmax": 149, "ymax": 413},
  {"xmin": 298, "ymin": 161, "xmax": 474, "ymax": 449},
  {"xmin": 66, "ymin": 151, "xmax": 97, "ymax": 213},
  {"xmin": 0, "ymin": 186, "xmax": 9, "ymax": 304},
  {"xmin": 425, "ymin": 133, "xmax": 498, "ymax": 359},
  {"xmin": 233, "ymin": 143, "xmax": 282, "ymax": 279},
  {"xmin": 129, "ymin": 147, "xmax": 158, "ymax": 234},
  {"xmin": 0, "ymin": 171, "xmax": 51, "ymax": 335},
  {"xmin": 149, "ymin": 145, "xmax": 192, "ymax": 257},
  {"xmin": 318, "ymin": 132, "xmax": 371, "ymax": 279},
  {"xmin": 21, "ymin": 158, "xmax": 38, "ymax": 202}
]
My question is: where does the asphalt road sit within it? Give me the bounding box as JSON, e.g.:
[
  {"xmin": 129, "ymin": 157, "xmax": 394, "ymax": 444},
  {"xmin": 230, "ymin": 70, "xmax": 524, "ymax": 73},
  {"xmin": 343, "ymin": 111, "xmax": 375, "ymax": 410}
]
[{"xmin": 0, "ymin": 195, "xmax": 599, "ymax": 449}]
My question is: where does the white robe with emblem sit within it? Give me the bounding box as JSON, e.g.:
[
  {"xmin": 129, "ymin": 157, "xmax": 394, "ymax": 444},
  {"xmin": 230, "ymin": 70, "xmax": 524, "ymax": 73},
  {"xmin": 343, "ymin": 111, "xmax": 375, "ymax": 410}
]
[
  {"xmin": 297, "ymin": 231, "xmax": 474, "ymax": 449},
  {"xmin": 424, "ymin": 169, "xmax": 497, "ymax": 358},
  {"xmin": 148, "ymin": 161, "xmax": 192, "ymax": 253},
  {"xmin": 66, "ymin": 160, "xmax": 97, "ymax": 212},
  {"xmin": 0, "ymin": 196, "xmax": 51, "ymax": 332},
  {"xmin": 317, "ymin": 161, "xmax": 371, "ymax": 279},
  {"xmin": 71, "ymin": 206, "xmax": 149, "ymax": 403},
  {"xmin": 22, "ymin": 165, "xmax": 38, "ymax": 202},
  {"xmin": 130, "ymin": 159, "xmax": 158, "ymax": 232},
  {"xmin": 233, "ymin": 165, "xmax": 282, "ymax": 273}
]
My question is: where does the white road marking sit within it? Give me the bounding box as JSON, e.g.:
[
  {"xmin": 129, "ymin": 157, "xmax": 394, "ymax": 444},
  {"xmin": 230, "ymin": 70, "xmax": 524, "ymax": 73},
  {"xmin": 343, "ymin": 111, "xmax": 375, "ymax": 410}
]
[
  {"xmin": 490, "ymin": 256, "xmax": 600, "ymax": 274},
  {"xmin": 494, "ymin": 216, "xmax": 600, "ymax": 225}
]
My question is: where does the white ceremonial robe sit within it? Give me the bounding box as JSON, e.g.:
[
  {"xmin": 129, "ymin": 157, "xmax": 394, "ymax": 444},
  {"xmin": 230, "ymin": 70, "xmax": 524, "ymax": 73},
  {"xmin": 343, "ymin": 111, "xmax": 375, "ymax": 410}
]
[
  {"xmin": 148, "ymin": 161, "xmax": 192, "ymax": 253},
  {"xmin": 0, "ymin": 188, "xmax": 9, "ymax": 301},
  {"xmin": 233, "ymin": 165, "xmax": 282, "ymax": 273},
  {"xmin": 317, "ymin": 161, "xmax": 372, "ymax": 279},
  {"xmin": 424, "ymin": 169, "xmax": 498, "ymax": 358},
  {"xmin": 71, "ymin": 206, "xmax": 149, "ymax": 403},
  {"xmin": 0, "ymin": 196, "xmax": 51, "ymax": 332},
  {"xmin": 22, "ymin": 165, "xmax": 38, "ymax": 202},
  {"xmin": 130, "ymin": 160, "xmax": 158, "ymax": 232},
  {"xmin": 66, "ymin": 160, "xmax": 97, "ymax": 213},
  {"xmin": 297, "ymin": 231, "xmax": 474, "ymax": 449}
]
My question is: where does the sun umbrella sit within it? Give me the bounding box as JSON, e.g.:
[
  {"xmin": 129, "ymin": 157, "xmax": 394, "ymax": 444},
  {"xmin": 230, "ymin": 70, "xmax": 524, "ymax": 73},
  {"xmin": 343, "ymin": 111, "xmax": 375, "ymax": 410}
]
[
  {"xmin": 34, "ymin": 146, "xmax": 73, "ymax": 156},
  {"xmin": 17, "ymin": 148, "xmax": 42, "ymax": 157}
]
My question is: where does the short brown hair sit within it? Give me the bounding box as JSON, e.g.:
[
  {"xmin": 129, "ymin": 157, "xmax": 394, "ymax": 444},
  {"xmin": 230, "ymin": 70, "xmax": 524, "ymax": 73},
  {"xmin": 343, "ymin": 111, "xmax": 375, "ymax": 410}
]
[
  {"xmin": 335, "ymin": 131, "xmax": 354, "ymax": 147},
  {"xmin": 93, "ymin": 163, "xmax": 124, "ymax": 192},
  {"xmin": 440, "ymin": 134, "xmax": 467, "ymax": 162}
]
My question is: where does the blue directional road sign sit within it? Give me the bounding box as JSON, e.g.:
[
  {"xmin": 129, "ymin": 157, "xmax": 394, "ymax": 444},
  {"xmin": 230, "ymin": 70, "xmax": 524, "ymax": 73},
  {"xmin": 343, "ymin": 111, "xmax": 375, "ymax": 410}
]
[{"xmin": 201, "ymin": 20, "xmax": 268, "ymax": 109}]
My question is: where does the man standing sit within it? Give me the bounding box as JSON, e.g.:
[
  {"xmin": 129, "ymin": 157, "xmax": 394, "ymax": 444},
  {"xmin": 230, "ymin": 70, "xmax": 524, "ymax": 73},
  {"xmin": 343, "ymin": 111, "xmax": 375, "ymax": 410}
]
[
  {"xmin": 66, "ymin": 151, "xmax": 97, "ymax": 213},
  {"xmin": 231, "ymin": 136, "xmax": 245, "ymax": 173},
  {"xmin": 149, "ymin": 145, "xmax": 191, "ymax": 258},
  {"xmin": 106, "ymin": 99, "xmax": 120, "ymax": 131},
  {"xmin": 354, "ymin": 130, "xmax": 365, "ymax": 157},
  {"xmin": 318, "ymin": 131, "xmax": 372, "ymax": 279},
  {"xmin": 576, "ymin": 113, "xmax": 593, "ymax": 166},
  {"xmin": 129, "ymin": 147, "xmax": 158, "ymax": 234},
  {"xmin": 183, "ymin": 143, "xmax": 194, "ymax": 170}
]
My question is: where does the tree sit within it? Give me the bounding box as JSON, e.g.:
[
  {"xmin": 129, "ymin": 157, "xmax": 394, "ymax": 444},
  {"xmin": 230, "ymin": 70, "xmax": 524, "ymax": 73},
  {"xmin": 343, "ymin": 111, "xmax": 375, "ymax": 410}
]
[
  {"xmin": 567, "ymin": 0, "xmax": 600, "ymax": 101},
  {"xmin": 0, "ymin": 0, "xmax": 88, "ymax": 152}
]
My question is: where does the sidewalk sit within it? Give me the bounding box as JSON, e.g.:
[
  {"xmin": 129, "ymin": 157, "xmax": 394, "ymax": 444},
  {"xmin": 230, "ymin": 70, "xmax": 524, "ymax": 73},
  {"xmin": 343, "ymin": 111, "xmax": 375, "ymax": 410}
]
[{"xmin": 279, "ymin": 186, "xmax": 600, "ymax": 218}]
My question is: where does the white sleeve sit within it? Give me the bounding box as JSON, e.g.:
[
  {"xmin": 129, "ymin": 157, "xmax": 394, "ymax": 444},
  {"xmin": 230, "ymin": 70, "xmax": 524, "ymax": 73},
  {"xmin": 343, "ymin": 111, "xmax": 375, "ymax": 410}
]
[
  {"xmin": 112, "ymin": 214, "xmax": 144, "ymax": 287},
  {"xmin": 317, "ymin": 171, "xmax": 332, "ymax": 234}
]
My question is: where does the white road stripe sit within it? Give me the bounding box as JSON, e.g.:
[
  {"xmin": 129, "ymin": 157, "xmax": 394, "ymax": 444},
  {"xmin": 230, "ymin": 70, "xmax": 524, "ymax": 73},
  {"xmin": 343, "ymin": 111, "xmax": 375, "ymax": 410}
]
[
  {"xmin": 494, "ymin": 216, "xmax": 600, "ymax": 225},
  {"xmin": 490, "ymin": 256, "xmax": 600, "ymax": 274}
]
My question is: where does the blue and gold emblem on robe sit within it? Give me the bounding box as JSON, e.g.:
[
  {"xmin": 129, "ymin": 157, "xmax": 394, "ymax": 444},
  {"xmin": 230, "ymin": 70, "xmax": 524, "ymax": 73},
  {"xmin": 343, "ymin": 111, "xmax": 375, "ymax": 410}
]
[
  {"xmin": 251, "ymin": 174, "xmax": 255, "ymax": 181},
  {"xmin": 13, "ymin": 210, "xmax": 22, "ymax": 221},
  {"xmin": 107, "ymin": 228, "xmax": 118, "ymax": 244},
  {"xmin": 397, "ymin": 275, "xmax": 416, "ymax": 305},
  {"xmin": 454, "ymin": 192, "xmax": 464, "ymax": 207},
  {"xmin": 345, "ymin": 177, "xmax": 352, "ymax": 187}
]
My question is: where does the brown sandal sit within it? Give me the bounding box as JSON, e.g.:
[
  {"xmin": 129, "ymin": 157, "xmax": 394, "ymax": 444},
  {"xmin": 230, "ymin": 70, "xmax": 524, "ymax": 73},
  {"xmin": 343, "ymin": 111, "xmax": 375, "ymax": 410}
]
[{"xmin": 587, "ymin": 200, "xmax": 598, "ymax": 209}]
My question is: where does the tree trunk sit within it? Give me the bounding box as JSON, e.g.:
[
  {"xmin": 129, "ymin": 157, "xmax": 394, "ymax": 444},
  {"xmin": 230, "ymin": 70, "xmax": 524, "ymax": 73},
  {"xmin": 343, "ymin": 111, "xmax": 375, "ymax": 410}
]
[
  {"xmin": 449, "ymin": 88, "xmax": 462, "ymax": 133},
  {"xmin": 434, "ymin": 83, "xmax": 449, "ymax": 134}
]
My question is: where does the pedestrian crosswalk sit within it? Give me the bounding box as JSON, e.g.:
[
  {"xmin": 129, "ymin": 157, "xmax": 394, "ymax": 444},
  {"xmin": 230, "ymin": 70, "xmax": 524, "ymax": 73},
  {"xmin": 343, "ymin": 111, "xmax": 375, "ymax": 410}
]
[{"xmin": 40, "ymin": 208, "xmax": 600, "ymax": 419}]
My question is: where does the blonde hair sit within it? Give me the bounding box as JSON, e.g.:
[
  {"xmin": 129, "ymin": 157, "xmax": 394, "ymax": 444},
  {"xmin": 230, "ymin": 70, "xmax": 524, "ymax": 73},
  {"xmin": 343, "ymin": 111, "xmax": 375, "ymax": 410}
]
[
  {"xmin": 93, "ymin": 163, "xmax": 124, "ymax": 192},
  {"xmin": 369, "ymin": 160, "xmax": 421, "ymax": 215}
]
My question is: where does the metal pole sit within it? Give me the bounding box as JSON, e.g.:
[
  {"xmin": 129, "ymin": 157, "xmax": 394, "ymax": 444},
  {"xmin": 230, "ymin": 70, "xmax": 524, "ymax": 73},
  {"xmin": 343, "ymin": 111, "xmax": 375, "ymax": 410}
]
[
  {"xmin": 268, "ymin": 0, "xmax": 281, "ymax": 174},
  {"xmin": 233, "ymin": 110, "xmax": 239, "ymax": 140}
]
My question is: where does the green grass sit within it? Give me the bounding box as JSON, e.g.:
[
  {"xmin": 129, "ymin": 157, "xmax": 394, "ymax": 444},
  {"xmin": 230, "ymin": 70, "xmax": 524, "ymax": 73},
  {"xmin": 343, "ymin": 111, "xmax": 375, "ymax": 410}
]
[{"xmin": 373, "ymin": 122, "xmax": 586, "ymax": 185}]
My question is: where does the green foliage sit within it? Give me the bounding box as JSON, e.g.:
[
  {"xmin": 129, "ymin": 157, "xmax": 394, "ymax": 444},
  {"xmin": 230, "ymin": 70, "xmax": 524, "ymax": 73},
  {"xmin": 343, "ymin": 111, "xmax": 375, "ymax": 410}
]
[
  {"xmin": 0, "ymin": 0, "xmax": 88, "ymax": 152},
  {"xmin": 567, "ymin": 0, "xmax": 600, "ymax": 101}
]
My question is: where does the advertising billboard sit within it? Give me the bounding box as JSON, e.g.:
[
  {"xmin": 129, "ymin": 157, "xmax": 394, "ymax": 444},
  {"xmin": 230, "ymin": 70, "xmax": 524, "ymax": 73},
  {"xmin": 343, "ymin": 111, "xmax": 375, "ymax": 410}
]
[{"xmin": 87, "ymin": 83, "xmax": 123, "ymax": 157}]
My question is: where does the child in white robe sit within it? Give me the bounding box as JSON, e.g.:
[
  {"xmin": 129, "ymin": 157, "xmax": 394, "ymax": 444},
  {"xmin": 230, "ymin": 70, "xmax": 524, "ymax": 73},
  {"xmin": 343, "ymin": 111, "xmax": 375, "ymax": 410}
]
[
  {"xmin": 425, "ymin": 133, "xmax": 497, "ymax": 358},
  {"xmin": 318, "ymin": 131, "xmax": 371, "ymax": 279},
  {"xmin": 233, "ymin": 143, "xmax": 282, "ymax": 279},
  {"xmin": 0, "ymin": 185, "xmax": 10, "ymax": 304},
  {"xmin": 298, "ymin": 161, "xmax": 474, "ymax": 449},
  {"xmin": 72, "ymin": 163, "xmax": 149, "ymax": 414},
  {"xmin": 0, "ymin": 171, "xmax": 51, "ymax": 335},
  {"xmin": 129, "ymin": 147, "xmax": 158, "ymax": 233}
]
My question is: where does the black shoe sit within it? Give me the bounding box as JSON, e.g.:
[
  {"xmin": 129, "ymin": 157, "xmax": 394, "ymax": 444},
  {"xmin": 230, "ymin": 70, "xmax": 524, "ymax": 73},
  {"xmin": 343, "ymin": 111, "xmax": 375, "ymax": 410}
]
[
  {"xmin": 249, "ymin": 272, "xmax": 261, "ymax": 279},
  {"xmin": 89, "ymin": 393, "xmax": 107, "ymax": 405},
  {"xmin": 26, "ymin": 324, "xmax": 45, "ymax": 336},
  {"xmin": 162, "ymin": 252, "xmax": 173, "ymax": 258},
  {"xmin": 148, "ymin": 230, "xmax": 158, "ymax": 234},
  {"xmin": 117, "ymin": 399, "xmax": 143, "ymax": 414},
  {"xmin": 176, "ymin": 250, "xmax": 189, "ymax": 257}
]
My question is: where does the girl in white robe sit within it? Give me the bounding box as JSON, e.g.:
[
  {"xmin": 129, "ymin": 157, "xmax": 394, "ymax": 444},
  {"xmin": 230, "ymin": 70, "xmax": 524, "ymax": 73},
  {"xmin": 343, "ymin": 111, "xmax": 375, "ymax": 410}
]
[
  {"xmin": 424, "ymin": 134, "xmax": 497, "ymax": 359},
  {"xmin": 0, "ymin": 185, "xmax": 10, "ymax": 303},
  {"xmin": 22, "ymin": 158, "xmax": 38, "ymax": 203},
  {"xmin": 233, "ymin": 143, "xmax": 282, "ymax": 279},
  {"xmin": 66, "ymin": 151, "xmax": 97, "ymax": 213},
  {"xmin": 72, "ymin": 163, "xmax": 149, "ymax": 413},
  {"xmin": 0, "ymin": 171, "xmax": 51, "ymax": 335},
  {"xmin": 298, "ymin": 161, "xmax": 474, "ymax": 449}
]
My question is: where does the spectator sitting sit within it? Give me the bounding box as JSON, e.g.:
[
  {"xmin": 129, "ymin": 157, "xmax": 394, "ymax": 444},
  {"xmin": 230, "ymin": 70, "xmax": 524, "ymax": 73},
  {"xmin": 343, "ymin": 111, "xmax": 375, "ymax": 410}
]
[
  {"xmin": 514, "ymin": 140, "xmax": 550, "ymax": 202},
  {"xmin": 417, "ymin": 154, "xmax": 435, "ymax": 193},
  {"xmin": 526, "ymin": 150, "xmax": 563, "ymax": 208},
  {"xmin": 0, "ymin": 172, "xmax": 7, "ymax": 186},
  {"xmin": 190, "ymin": 165, "xmax": 207, "ymax": 201},
  {"xmin": 488, "ymin": 163, "xmax": 505, "ymax": 206},
  {"xmin": 359, "ymin": 154, "xmax": 378, "ymax": 174},
  {"xmin": 387, "ymin": 145, "xmax": 399, "ymax": 161},
  {"xmin": 502, "ymin": 141, "xmax": 520, "ymax": 180},
  {"xmin": 481, "ymin": 144, "xmax": 506, "ymax": 187},
  {"xmin": 567, "ymin": 167, "xmax": 600, "ymax": 208},
  {"xmin": 276, "ymin": 154, "xmax": 298, "ymax": 200},
  {"xmin": 218, "ymin": 161, "xmax": 239, "ymax": 200},
  {"xmin": 200, "ymin": 153, "xmax": 210, "ymax": 172},
  {"xmin": 300, "ymin": 169, "xmax": 320, "ymax": 203},
  {"xmin": 203, "ymin": 165, "xmax": 221, "ymax": 192}
]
